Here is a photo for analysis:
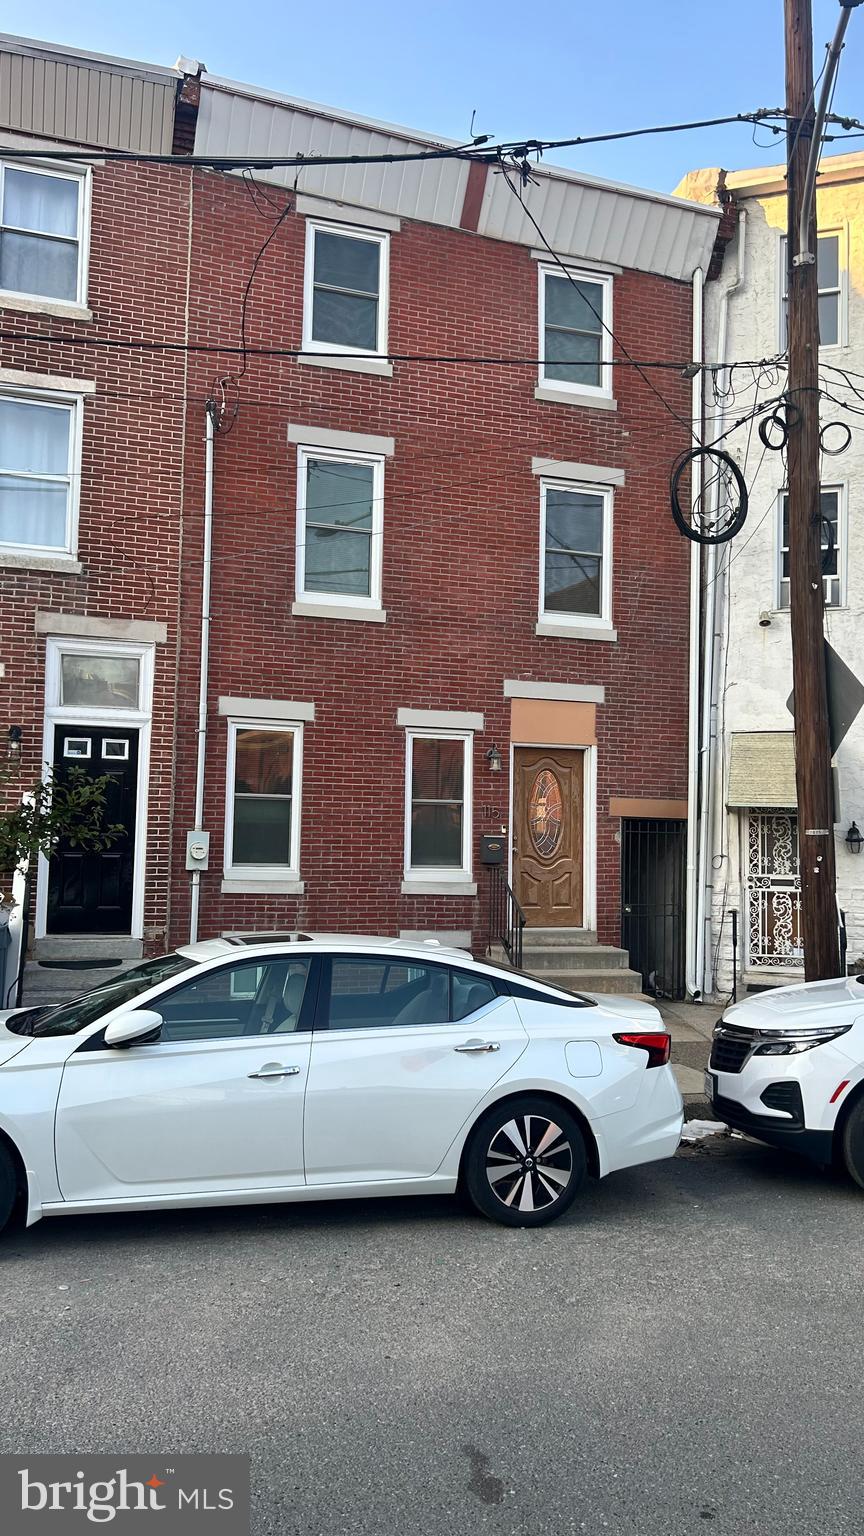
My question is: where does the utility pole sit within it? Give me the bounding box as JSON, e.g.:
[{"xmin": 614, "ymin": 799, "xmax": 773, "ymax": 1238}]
[{"xmin": 784, "ymin": 0, "xmax": 841, "ymax": 980}]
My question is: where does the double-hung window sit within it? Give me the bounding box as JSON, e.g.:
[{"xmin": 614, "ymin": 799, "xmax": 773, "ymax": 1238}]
[
  {"xmin": 303, "ymin": 221, "xmax": 388, "ymax": 356},
  {"xmin": 538, "ymin": 264, "xmax": 612, "ymax": 399},
  {"xmin": 0, "ymin": 161, "xmax": 87, "ymax": 305},
  {"xmin": 779, "ymin": 232, "xmax": 843, "ymax": 349},
  {"xmin": 778, "ymin": 486, "xmax": 844, "ymax": 609},
  {"xmin": 295, "ymin": 445, "xmax": 384, "ymax": 611},
  {"xmin": 539, "ymin": 479, "xmax": 613, "ymax": 630},
  {"xmin": 0, "ymin": 391, "xmax": 80, "ymax": 554},
  {"xmin": 224, "ymin": 721, "xmax": 302, "ymax": 881},
  {"xmin": 405, "ymin": 732, "xmax": 473, "ymax": 882}
]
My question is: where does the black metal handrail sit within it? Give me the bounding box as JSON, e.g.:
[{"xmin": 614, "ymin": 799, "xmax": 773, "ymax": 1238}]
[{"xmin": 489, "ymin": 863, "xmax": 526, "ymax": 969}]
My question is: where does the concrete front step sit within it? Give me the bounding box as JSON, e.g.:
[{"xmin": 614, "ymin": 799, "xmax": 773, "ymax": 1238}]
[
  {"xmin": 530, "ymin": 967, "xmax": 644, "ymax": 996},
  {"xmin": 522, "ymin": 943, "xmax": 634, "ymax": 972},
  {"xmin": 21, "ymin": 960, "xmax": 128, "ymax": 1006},
  {"xmin": 521, "ymin": 928, "xmax": 599, "ymax": 947},
  {"xmin": 32, "ymin": 936, "xmax": 143, "ymax": 962}
]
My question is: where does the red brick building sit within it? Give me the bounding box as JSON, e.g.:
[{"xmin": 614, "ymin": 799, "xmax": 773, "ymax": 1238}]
[{"xmin": 0, "ymin": 38, "xmax": 720, "ymax": 1000}]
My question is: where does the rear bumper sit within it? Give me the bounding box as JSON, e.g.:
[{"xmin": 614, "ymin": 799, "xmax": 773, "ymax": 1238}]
[
  {"xmin": 710, "ymin": 1088, "xmax": 833, "ymax": 1165},
  {"xmin": 600, "ymin": 1064, "xmax": 683, "ymax": 1176}
]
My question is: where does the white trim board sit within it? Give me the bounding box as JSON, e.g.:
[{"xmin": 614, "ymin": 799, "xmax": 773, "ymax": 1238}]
[
  {"xmin": 397, "ymin": 708, "xmax": 484, "ymax": 730},
  {"xmin": 503, "ymin": 681, "xmax": 605, "ymax": 703},
  {"xmin": 288, "ymin": 423, "xmax": 395, "ymax": 456},
  {"xmin": 218, "ymin": 697, "xmax": 315, "ymax": 721},
  {"xmin": 531, "ymin": 457, "xmax": 625, "ymax": 486}
]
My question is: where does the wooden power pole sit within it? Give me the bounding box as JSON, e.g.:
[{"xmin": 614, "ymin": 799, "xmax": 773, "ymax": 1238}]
[{"xmin": 784, "ymin": 0, "xmax": 841, "ymax": 980}]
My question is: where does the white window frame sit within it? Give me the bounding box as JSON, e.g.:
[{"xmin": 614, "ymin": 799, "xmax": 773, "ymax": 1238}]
[
  {"xmin": 538, "ymin": 477, "xmax": 614, "ymax": 632},
  {"xmin": 224, "ymin": 718, "xmax": 303, "ymax": 883},
  {"xmin": 295, "ymin": 443, "xmax": 384, "ymax": 612},
  {"xmin": 778, "ymin": 227, "xmax": 847, "ymax": 352},
  {"xmin": 776, "ymin": 483, "xmax": 846, "ymax": 610},
  {"xmin": 302, "ymin": 219, "xmax": 389, "ymax": 359},
  {"xmin": 0, "ymin": 386, "xmax": 83, "ymax": 557},
  {"xmin": 403, "ymin": 728, "xmax": 473, "ymax": 885},
  {"xmin": 37, "ymin": 637, "xmax": 155, "ymax": 942},
  {"xmin": 538, "ymin": 263, "xmax": 613, "ymax": 401},
  {"xmin": 0, "ymin": 158, "xmax": 90, "ymax": 309}
]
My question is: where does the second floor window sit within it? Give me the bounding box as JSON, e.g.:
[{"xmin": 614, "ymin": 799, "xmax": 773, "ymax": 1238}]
[
  {"xmin": 0, "ymin": 162, "xmax": 85, "ymax": 304},
  {"xmin": 539, "ymin": 480, "xmax": 613, "ymax": 628},
  {"xmin": 780, "ymin": 232, "xmax": 842, "ymax": 349},
  {"xmin": 295, "ymin": 446, "xmax": 384, "ymax": 610},
  {"xmin": 0, "ymin": 392, "xmax": 78, "ymax": 554},
  {"xmin": 778, "ymin": 487, "xmax": 843, "ymax": 609},
  {"xmin": 303, "ymin": 221, "xmax": 388, "ymax": 355},
  {"xmin": 538, "ymin": 264, "xmax": 612, "ymax": 397}
]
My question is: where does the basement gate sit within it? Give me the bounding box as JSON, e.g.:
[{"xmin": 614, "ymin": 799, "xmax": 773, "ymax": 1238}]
[{"xmin": 620, "ymin": 818, "xmax": 686, "ymax": 1000}]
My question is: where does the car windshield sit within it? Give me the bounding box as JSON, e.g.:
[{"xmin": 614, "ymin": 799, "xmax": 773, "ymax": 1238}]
[{"xmin": 24, "ymin": 953, "xmax": 197, "ymax": 1036}]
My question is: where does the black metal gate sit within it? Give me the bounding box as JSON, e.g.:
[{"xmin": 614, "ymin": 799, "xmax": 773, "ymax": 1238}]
[{"xmin": 620, "ymin": 818, "xmax": 686, "ymax": 1000}]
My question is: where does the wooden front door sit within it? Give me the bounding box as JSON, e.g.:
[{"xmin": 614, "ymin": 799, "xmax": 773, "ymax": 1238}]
[{"xmin": 514, "ymin": 748, "xmax": 584, "ymax": 927}]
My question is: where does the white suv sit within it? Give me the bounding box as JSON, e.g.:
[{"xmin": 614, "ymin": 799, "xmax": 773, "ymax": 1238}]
[
  {"xmin": 0, "ymin": 933, "xmax": 682, "ymax": 1233},
  {"xmin": 706, "ymin": 975, "xmax": 864, "ymax": 1183}
]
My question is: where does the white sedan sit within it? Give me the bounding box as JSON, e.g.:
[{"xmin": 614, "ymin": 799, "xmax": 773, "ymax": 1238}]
[
  {"xmin": 707, "ymin": 974, "xmax": 864, "ymax": 1182},
  {"xmin": 0, "ymin": 934, "xmax": 682, "ymax": 1233}
]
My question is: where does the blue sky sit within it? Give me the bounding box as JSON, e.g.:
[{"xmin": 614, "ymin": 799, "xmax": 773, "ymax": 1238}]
[{"xmin": 6, "ymin": 1, "xmax": 864, "ymax": 191}]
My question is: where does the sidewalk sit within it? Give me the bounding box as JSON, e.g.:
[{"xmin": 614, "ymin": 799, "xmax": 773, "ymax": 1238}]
[{"xmin": 653, "ymin": 997, "xmax": 718, "ymax": 1117}]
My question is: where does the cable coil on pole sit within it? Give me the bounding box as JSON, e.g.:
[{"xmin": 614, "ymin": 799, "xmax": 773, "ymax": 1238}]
[{"xmin": 670, "ymin": 446, "xmax": 749, "ymax": 544}]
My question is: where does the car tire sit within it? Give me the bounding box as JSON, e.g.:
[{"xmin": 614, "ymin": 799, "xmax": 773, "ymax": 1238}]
[
  {"xmin": 841, "ymin": 1097, "xmax": 864, "ymax": 1189},
  {"xmin": 463, "ymin": 1094, "xmax": 586, "ymax": 1227},
  {"xmin": 0, "ymin": 1143, "xmax": 18, "ymax": 1235}
]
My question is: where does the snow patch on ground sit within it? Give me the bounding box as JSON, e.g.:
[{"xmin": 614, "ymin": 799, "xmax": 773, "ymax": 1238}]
[{"xmin": 680, "ymin": 1119, "xmax": 730, "ymax": 1142}]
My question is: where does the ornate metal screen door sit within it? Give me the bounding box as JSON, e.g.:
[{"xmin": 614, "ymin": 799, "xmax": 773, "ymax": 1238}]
[{"xmin": 746, "ymin": 811, "xmax": 803, "ymax": 969}]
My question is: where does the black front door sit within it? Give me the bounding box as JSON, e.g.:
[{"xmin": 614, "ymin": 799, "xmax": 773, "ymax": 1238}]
[
  {"xmin": 47, "ymin": 725, "xmax": 139, "ymax": 934},
  {"xmin": 620, "ymin": 818, "xmax": 686, "ymax": 1001}
]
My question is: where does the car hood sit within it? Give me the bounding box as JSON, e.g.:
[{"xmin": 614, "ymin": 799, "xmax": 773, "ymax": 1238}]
[{"xmin": 722, "ymin": 975, "xmax": 864, "ymax": 1032}]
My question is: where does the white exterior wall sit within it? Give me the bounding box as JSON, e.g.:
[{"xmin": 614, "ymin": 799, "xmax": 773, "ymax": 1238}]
[{"xmin": 702, "ymin": 161, "xmax": 864, "ymax": 995}]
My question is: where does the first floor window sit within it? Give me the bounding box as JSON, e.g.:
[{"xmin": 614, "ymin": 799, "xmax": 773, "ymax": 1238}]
[
  {"xmin": 296, "ymin": 446, "xmax": 383, "ymax": 607},
  {"xmin": 539, "ymin": 264, "xmax": 612, "ymax": 396},
  {"xmin": 778, "ymin": 487, "xmax": 843, "ymax": 609},
  {"xmin": 304, "ymin": 220, "xmax": 388, "ymax": 355},
  {"xmin": 0, "ymin": 160, "xmax": 85, "ymax": 303},
  {"xmin": 0, "ymin": 392, "xmax": 78, "ymax": 552},
  {"xmin": 406, "ymin": 732, "xmax": 472, "ymax": 877},
  {"xmin": 540, "ymin": 479, "xmax": 612, "ymax": 625},
  {"xmin": 226, "ymin": 722, "xmax": 301, "ymax": 877}
]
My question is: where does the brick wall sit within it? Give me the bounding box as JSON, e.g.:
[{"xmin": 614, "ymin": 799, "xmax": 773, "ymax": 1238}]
[
  {"xmin": 170, "ymin": 170, "xmax": 694, "ymax": 951},
  {"xmin": 0, "ymin": 162, "xmax": 192, "ymax": 948}
]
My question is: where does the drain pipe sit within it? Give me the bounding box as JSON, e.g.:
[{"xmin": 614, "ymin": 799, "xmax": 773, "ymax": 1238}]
[
  {"xmin": 189, "ymin": 400, "xmax": 217, "ymax": 944},
  {"xmin": 685, "ymin": 267, "xmax": 704, "ymax": 1001},
  {"xmin": 696, "ymin": 209, "xmax": 747, "ymax": 998}
]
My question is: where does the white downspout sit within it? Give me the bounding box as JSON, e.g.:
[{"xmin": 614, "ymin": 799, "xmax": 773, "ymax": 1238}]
[
  {"xmin": 189, "ymin": 401, "xmax": 217, "ymax": 944},
  {"xmin": 696, "ymin": 208, "xmax": 747, "ymax": 999},
  {"xmin": 685, "ymin": 267, "xmax": 704, "ymax": 1000}
]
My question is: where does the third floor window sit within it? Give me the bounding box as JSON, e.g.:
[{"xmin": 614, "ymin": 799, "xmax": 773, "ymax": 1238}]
[
  {"xmin": 0, "ymin": 162, "xmax": 86, "ymax": 305},
  {"xmin": 779, "ymin": 232, "xmax": 843, "ymax": 349},
  {"xmin": 303, "ymin": 221, "xmax": 389, "ymax": 356}
]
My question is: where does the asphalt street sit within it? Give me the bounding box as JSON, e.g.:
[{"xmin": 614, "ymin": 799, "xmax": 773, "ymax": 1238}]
[{"xmin": 1, "ymin": 1138, "xmax": 861, "ymax": 1536}]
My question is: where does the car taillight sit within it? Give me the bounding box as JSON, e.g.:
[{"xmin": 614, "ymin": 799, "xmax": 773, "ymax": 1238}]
[{"xmin": 613, "ymin": 1031, "xmax": 671, "ymax": 1068}]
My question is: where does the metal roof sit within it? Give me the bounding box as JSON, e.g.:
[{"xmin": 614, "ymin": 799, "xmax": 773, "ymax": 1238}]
[
  {"xmin": 196, "ymin": 74, "xmax": 720, "ymax": 282},
  {"xmin": 0, "ymin": 32, "xmax": 178, "ymax": 153}
]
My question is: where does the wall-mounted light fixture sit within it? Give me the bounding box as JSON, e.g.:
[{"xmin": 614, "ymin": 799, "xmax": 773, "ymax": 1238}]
[
  {"xmin": 758, "ymin": 610, "xmax": 772, "ymax": 628},
  {"xmin": 845, "ymin": 821, "xmax": 862, "ymax": 855},
  {"xmin": 7, "ymin": 725, "xmax": 22, "ymax": 758},
  {"xmin": 485, "ymin": 744, "xmax": 503, "ymax": 773}
]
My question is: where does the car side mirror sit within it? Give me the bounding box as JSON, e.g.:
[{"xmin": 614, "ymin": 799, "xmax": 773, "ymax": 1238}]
[{"xmin": 103, "ymin": 1010, "xmax": 164, "ymax": 1049}]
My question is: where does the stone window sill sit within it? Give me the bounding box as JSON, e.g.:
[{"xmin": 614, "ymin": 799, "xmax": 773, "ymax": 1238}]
[
  {"xmin": 401, "ymin": 880, "xmax": 477, "ymax": 897},
  {"xmin": 0, "ymin": 550, "xmax": 83, "ymax": 575},
  {"xmin": 534, "ymin": 385, "xmax": 617, "ymax": 411},
  {"xmin": 0, "ymin": 291, "xmax": 93, "ymax": 322},
  {"xmin": 297, "ymin": 352, "xmax": 393, "ymax": 378},
  {"xmin": 292, "ymin": 601, "xmax": 386, "ymax": 624},
  {"xmin": 221, "ymin": 878, "xmax": 305, "ymax": 895},
  {"xmin": 535, "ymin": 620, "xmax": 617, "ymax": 642}
]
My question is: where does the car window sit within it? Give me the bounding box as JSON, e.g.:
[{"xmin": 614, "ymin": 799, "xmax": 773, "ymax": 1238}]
[
  {"xmin": 451, "ymin": 969, "xmax": 498, "ymax": 1020},
  {"xmin": 155, "ymin": 958, "xmax": 312, "ymax": 1043},
  {"xmin": 326, "ymin": 958, "xmax": 450, "ymax": 1030},
  {"xmin": 28, "ymin": 952, "xmax": 197, "ymax": 1036}
]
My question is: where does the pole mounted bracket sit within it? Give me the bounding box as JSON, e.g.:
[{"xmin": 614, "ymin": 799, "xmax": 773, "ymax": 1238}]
[{"xmin": 792, "ymin": 252, "xmax": 817, "ymax": 267}]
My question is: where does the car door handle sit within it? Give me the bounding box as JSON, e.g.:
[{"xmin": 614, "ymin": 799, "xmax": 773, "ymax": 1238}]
[
  {"xmin": 248, "ymin": 1063, "xmax": 301, "ymax": 1079},
  {"xmin": 454, "ymin": 1039, "xmax": 500, "ymax": 1053}
]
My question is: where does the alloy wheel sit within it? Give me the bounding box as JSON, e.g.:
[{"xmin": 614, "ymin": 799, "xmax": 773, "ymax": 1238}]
[{"xmin": 485, "ymin": 1114, "xmax": 573, "ymax": 1214}]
